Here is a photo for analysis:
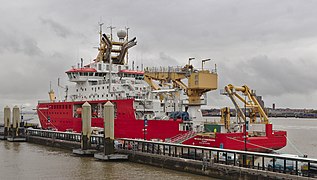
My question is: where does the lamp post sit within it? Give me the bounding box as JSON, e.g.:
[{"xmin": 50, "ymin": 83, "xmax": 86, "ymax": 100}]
[
  {"xmin": 243, "ymin": 95, "xmax": 247, "ymax": 167},
  {"xmin": 201, "ymin": 59, "xmax": 211, "ymax": 70},
  {"xmin": 20, "ymin": 105, "xmax": 25, "ymax": 127},
  {"xmin": 144, "ymin": 117, "xmax": 148, "ymax": 140},
  {"xmin": 244, "ymin": 96, "xmax": 247, "ymax": 151},
  {"xmin": 188, "ymin": 57, "xmax": 195, "ymax": 65},
  {"xmin": 143, "ymin": 98, "xmax": 148, "ymax": 140}
]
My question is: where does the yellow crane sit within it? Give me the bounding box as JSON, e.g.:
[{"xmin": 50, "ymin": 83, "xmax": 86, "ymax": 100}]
[
  {"xmin": 144, "ymin": 62, "xmax": 218, "ymax": 105},
  {"xmin": 224, "ymin": 84, "xmax": 269, "ymax": 124}
]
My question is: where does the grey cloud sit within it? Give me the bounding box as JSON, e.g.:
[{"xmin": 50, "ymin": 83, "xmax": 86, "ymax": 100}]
[
  {"xmin": 158, "ymin": 52, "xmax": 179, "ymax": 66},
  {"xmin": 220, "ymin": 55, "xmax": 317, "ymax": 97},
  {"xmin": 22, "ymin": 38, "xmax": 42, "ymax": 56},
  {"xmin": 40, "ymin": 18, "xmax": 71, "ymax": 38},
  {"xmin": 1, "ymin": 0, "xmax": 317, "ymax": 109},
  {"xmin": 0, "ymin": 29, "xmax": 42, "ymax": 56}
]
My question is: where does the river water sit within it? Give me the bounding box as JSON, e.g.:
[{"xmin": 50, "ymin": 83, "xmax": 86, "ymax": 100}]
[
  {"xmin": 0, "ymin": 117, "xmax": 316, "ymax": 179},
  {"xmin": 0, "ymin": 141, "xmax": 214, "ymax": 180},
  {"xmin": 271, "ymin": 118, "xmax": 317, "ymax": 158}
]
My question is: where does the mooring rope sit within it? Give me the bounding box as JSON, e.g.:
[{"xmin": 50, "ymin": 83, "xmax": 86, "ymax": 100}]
[
  {"xmin": 226, "ymin": 136, "xmax": 278, "ymax": 152},
  {"xmin": 284, "ymin": 135, "xmax": 304, "ymax": 156}
]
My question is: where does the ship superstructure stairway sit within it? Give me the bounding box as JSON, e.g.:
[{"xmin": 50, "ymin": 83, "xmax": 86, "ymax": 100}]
[{"xmin": 167, "ymin": 131, "xmax": 197, "ymax": 144}]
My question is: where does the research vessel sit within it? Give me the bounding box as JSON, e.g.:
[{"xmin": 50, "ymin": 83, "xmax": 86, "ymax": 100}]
[{"xmin": 37, "ymin": 25, "xmax": 287, "ymax": 152}]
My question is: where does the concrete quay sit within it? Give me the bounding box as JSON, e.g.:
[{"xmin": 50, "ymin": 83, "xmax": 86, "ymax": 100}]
[{"xmin": 119, "ymin": 149, "xmax": 314, "ymax": 180}]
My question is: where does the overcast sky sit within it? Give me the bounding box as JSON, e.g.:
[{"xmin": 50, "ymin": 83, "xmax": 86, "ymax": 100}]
[{"xmin": 1, "ymin": 0, "xmax": 317, "ymax": 110}]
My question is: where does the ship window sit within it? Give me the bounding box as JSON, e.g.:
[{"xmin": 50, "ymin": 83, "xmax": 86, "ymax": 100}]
[
  {"xmin": 106, "ymin": 94, "xmax": 108, "ymax": 97},
  {"xmin": 106, "ymin": 65, "xmax": 109, "ymax": 70},
  {"xmin": 76, "ymin": 89, "xmax": 78, "ymax": 92},
  {"xmin": 102, "ymin": 95, "xmax": 104, "ymax": 97},
  {"xmin": 98, "ymin": 87, "xmax": 100, "ymax": 90},
  {"xmin": 98, "ymin": 64, "xmax": 102, "ymax": 70},
  {"xmin": 92, "ymin": 88, "xmax": 93, "ymax": 90},
  {"xmin": 102, "ymin": 86, "xmax": 104, "ymax": 89},
  {"xmin": 84, "ymin": 72, "xmax": 88, "ymax": 76}
]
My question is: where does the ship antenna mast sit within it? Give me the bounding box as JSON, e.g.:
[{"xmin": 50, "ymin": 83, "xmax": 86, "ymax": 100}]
[
  {"xmin": 125, "ymin": 26, "xmax": 130, "ymax": 63},
  {"xmin": 107, "ymin": 25, "xmax": 116, "ymax": 41},
  {"xmin": 99, "ymin": 22, "xmax": 104, "ymax": 49}
]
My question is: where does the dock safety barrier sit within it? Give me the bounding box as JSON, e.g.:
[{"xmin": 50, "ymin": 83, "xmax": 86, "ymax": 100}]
[{"xmin": 26, "ymin": 129, "xmax": 317, "ymax": 178}]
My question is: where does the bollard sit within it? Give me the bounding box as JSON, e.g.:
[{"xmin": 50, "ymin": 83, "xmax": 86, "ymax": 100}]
[
  {"xmin": 72, "ymin": 102, "xmax": 95, "ymax": 155},
  {"xmin": 94, "ymin": 101, "xmax": 127, "ymax": 160},
  {"xmin": 81, "ymin": 102, "xmax": 91, "ymax": 150},
  {"xmin": 4, "ymin": 106, "xmax": 11, "ymax": 137},
  {"xmin": 12, "ymin": 106, "xmax": 20, "ymax": 137},
  {"xmin": 104, "ymin": 101, "xmax": 114, "ymax": 155}
]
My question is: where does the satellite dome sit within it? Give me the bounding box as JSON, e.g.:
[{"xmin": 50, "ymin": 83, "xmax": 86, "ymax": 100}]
[{"xmin": 117, "ymin": 29, "xmax": 127, "ymax": 40}]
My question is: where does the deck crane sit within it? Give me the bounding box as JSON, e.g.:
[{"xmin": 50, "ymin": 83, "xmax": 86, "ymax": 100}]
[
  {"xmin": 223, "ymin": 84, "xmax": 269, "ymax": 124},
  {"xmin": 144, "ymin": 63, "xmax": 218, "ymax": 105},
  {"xmin": 144, "ymin": 61, "xmax": 218, "ymax": 131}
]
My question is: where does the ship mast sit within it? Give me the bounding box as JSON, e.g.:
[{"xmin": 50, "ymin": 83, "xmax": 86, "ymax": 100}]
[
  {"xmin": 99, "ymin": 22, "xmax": 104, "ymax": 51},
  {"xmin": 107, "ymin": 25, "xmax": 116, "ymax": 41},
  {"xmin": 125, "ymin": 26, "xmax": 130, "ymax": 64},
  {"xmin": 107, "ymin": 25, "xmax": 115, "ymax": 94}
]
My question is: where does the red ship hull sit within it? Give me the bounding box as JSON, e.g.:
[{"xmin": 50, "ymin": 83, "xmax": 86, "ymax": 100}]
[{"xmin": 37, "ymin": 99, "xmax": 287, "ymax": 152}]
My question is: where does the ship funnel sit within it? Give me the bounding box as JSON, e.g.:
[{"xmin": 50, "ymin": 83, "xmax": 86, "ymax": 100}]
[{"xmin": 48, "ymin": 81, "xmax": 55, "ymax": 102}]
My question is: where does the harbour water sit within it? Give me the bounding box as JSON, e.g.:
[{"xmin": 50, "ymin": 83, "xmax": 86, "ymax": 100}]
[
  {"xmin": 0, "ymin": 116, "xmax": 316, "ymax": 179},
  {"xmin": 271, "ymin": 118, "xmax": 317, "ymax": 158},
  {"xmin": 0, "ymin": 141, "xmax": 214, "ymax": 180}
]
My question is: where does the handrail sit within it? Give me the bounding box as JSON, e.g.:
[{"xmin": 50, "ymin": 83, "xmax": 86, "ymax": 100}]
[
  {"xmin": 118, "ymin": 138, "xmax": 317, "ymax": 162},
  {"xmin": 25, "ymin": 129, "xmax": 317, "ymax": 177},
  {"xmin": 118, "ymin": 138, "xmax": 317, "ymax": 177}
]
